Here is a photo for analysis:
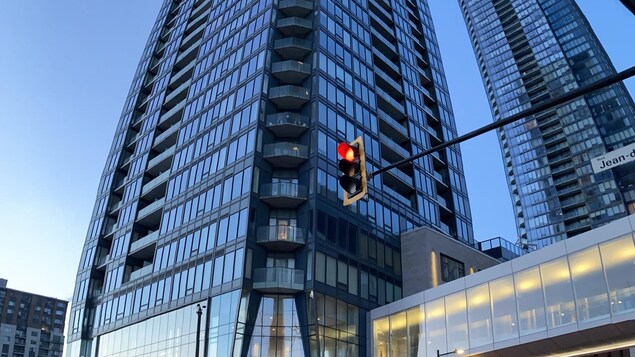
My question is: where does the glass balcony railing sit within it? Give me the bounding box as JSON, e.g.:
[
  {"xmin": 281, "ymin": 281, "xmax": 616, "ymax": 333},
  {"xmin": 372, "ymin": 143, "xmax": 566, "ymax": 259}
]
[
  {"xmin": 130, "ymin": 264, "xmax": 153, "ymax": 281},
  {"xmin": 130, "ymin": 230, "xmax": 159, "ymax": 252},
  {"xmin": 257, "ymin": 226, "xmax": 306, "ymax": 249},
  {"xmin": 266, "ymin": 112, "xmax": 309, "ymax": 137},
  {"xmin": 263, "ymin": 142, "xmax": 308, "ymax": 159},
  {"xmin": 261, "ymin": 182, "xmax": 308, "ymax": 201},
  {"xmin": 253, "ymin": 267, "xmax": 304, "ymax": 292}
]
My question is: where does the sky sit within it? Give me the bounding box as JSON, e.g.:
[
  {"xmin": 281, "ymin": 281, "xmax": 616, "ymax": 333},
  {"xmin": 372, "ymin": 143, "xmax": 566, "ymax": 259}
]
[{"xmin": 0, "ymin": 0, "xmax": 633, "ymax": 304}]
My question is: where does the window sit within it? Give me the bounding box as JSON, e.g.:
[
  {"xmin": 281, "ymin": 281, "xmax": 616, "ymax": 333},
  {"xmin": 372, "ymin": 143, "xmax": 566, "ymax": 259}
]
[{"xmin": 441, "ymin": 254, "xmax": 465, "ymax": 282}]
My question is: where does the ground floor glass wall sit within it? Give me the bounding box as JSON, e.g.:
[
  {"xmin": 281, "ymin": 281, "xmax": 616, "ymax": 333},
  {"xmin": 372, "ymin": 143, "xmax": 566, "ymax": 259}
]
[{"xmin": 97, "ymin": 301, "xmax": 206, "ymax": 357}]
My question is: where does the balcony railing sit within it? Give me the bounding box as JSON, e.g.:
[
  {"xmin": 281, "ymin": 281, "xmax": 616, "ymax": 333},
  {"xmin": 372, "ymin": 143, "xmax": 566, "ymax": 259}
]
[
  {"xmin": 260, "ymin": 182, "xmax": 308, "ymax": 207},
  {"xmin": 130, "ymin": 264, "xmax": 153, "ymax": 281},
  {"xmin": 266, "ymin": 112, "xmax": 309, "ymax": 137},
  {"xmin": 278, "ymin": 0, "xmax": 313, "ymax": 17},
  {"xmin": 277, "ymin": 17, "xmax": 313, "ymax": 37},
  {"xmin": 253, "ymin": 267, "xmax": 304, "ymax": 293},
  {"xmin": 271, "ymin": 60, "xmax": 311, "ymax": 84},
  {"xmin": 263, "ymin": 142, "xmax": 308, "ymax": 167},
  {"xmin": 257, "ymin": 226, "xmax": 306, "ymax": 250},
  {"xmin": 130, "ymin": 230, "xmax": 159, "ymax": 252},
  {"xmin": 274, "ymin": 38, "xmax": 312, "ymax": 60},
  {"xmin": 269, "ymin": 85, "xmax": 310, "ymax": 109}
]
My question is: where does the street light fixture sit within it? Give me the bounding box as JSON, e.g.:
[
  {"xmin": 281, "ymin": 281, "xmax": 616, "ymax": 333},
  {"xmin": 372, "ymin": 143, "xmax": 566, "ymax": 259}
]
[
  {"xmin": 437, "ymin": 348, "xmax": 465, "ymax": 357},
  {"xmin": 195, "ymin": 303, "xmax": 206, "ymax": 357}
]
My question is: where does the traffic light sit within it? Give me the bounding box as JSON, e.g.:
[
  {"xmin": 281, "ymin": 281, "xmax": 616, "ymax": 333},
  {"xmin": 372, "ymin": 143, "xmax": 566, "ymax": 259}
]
[{"xmin": 337, "ymin": 136, "xmax": 368, "ymax": 206}]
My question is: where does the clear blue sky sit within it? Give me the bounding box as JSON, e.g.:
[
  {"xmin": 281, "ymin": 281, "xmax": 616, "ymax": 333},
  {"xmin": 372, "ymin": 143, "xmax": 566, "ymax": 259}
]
[{"xmin": 0, "ymin": 1, "xmax": 633, "ymax": 302}]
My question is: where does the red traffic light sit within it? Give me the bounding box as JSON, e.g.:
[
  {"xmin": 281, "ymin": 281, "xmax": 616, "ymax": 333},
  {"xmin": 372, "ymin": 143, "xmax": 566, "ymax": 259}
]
[{"xmin": 337, "ymin": 142, "xmax": 358, "ymax": 162}]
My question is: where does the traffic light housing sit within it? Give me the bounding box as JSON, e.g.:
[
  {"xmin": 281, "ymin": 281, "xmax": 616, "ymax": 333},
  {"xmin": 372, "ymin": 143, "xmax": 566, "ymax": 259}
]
[{"xmin": 337, "ymin": 136, "xmax": 368, "ymax": 205}]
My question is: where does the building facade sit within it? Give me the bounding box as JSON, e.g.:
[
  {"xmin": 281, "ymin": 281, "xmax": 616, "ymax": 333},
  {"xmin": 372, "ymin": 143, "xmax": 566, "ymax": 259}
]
[
  {"xmin": 399, "ymin": 227, "xmax": 500, "ymax": 297},
  {"xmin": 0, "ymin": 280, "xmax": 67, "ymax": 357},
  {"xmin": 370, "ymin": 214, "xmax": 635, "ymax": 357},
  {"xmin": 66, "ymin": 0, "xmax": 474, "ymax": 355},
  {"xmin": 459, "ymin": 0, "xmax": 635, "ymax": 249}
]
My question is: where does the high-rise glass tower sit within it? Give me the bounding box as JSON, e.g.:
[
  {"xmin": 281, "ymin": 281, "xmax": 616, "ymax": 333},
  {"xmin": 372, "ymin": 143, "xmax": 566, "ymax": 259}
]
[
  {"xmin": 66, "ymin": 0, "xmax": 474, "ymax": 355},
  {"xmin": 459, "ymin": 0, "xmax": 635, "ymax": 249}
]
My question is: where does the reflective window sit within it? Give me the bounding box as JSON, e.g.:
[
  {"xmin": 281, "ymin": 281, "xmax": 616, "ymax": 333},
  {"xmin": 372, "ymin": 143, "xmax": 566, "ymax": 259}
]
[
  {"xmin": 425, "ymin": 298, "xmax": 446, "ymax": 356},
  {"xmin": 599, "ymin": 234, "xmax": 635, "ymax": 314},
  {"xmin": 98, "ymin": 301, "xmax": 204, "ymax": 356},
  {"xmin": 489, "ymin": 276, "xmax": 518, "ymax": 341},
  {"xmin": 390, "ymin": 311, "xmax": 407, "ymax": 357},
  {"xmin": 569, "ymin": 246, "xmax": 610, "ymax": 321},
  {"xmin": 445, "ymin": 291, "xmax": 468, "ymax": 352},
  {"xmin": 514, "ymin": 266, "xmax": 546, "ymax": 335},
  {"xmin": 541, "ymin": 258, "xmax": 576, "ymax": 328},
  {"xmin": 467, "ymin": 283, "xmax": 493, "ymax": 347}
]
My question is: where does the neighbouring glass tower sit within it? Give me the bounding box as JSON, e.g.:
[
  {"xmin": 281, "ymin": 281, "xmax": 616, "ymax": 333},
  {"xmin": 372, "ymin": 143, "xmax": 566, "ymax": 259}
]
[
  {"xmin": 459, "ymin": 0, "xmax": 635, "ymax": 249},
  {"xmin": 66, "ymin": 0, "xmax": 474, "ymax": 355}
]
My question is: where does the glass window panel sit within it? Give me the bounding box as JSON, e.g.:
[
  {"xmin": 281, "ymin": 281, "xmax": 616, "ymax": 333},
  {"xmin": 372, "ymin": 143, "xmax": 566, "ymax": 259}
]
[
  {"xmin": 373, "ymin": 317, "xmax": 389, "ymax": 357},
  {"xmin": 390, "ymin": 311, "xmax": 408, "ymax": 357},
  {"xmin": 213, "ymin": 256, "xmax": 224, "ymax": 287},
  {"xmin": 326, "ymin": 256, "xmax": 337, "ymax": 287},
  {"xmin": 514, "ymin": 267, "xmax": 546, "ymax": 335},
  {"xmin": 467, "ymin": 283, "xmax": 493, "ymax": 347},
  {"xmin": 599, "ymin": 234, "xmax": 635, "ymax": 314},
  {"xmin": 316, "ymin": 252, "xmax": 326, "ymax": 283},
  {"xmin": 489, "ymin": 276, "xmax": 518, "ymax": 342},
  {"xmin": 540, "ymin": 258, "xmax": 576, "ymax": 328},
  {"xmin": 569, "ymin": 246, "xmax": 610, "ymax": 321},
  {"xmin": 445, "ymin": 291, "xmax": 468, "ymax": 352},
  {"xmin": 406, "ymin": 306, "xmax": 424, "ymax": 357},
  {"xmin": 425, "ymin": 298, "xmax": 446, "ymax": 356},
  {"xmin": 223, "ymin": 252, "xmax": 235, "ymax": 283}
]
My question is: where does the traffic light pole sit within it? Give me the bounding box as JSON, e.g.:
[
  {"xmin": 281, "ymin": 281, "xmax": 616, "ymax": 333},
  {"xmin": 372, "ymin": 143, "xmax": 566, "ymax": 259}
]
[{"xmin": 368, "ymin": 65, "xmax": 635, "ymax": 179}]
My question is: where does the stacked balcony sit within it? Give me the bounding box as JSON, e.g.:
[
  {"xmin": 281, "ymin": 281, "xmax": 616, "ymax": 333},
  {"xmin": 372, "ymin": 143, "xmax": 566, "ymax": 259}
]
[
  {"xmin": 254, "ymin": 0, "xmax": 315, "ymax": 296},
  {"xmin": 266, "ymin": 112, "xmax": 309, "ymax": 137},
  {"xmin": 256, "ymin": 226, "xmax": 306, "ymax": 250},
  {"xmin": 263, "ymin": 142, "xmax": 308, "ymax": 167},
  {"xmin": 253, "ymin": 267, "xmax": 305, "ymax": 293},
  {"xmin": 260, "ymin": 182, "xmax": 308, "ymax": 207}
]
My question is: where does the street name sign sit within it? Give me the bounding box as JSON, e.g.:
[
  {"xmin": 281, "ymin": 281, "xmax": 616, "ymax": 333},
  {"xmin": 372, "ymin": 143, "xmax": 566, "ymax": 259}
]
[{"xmin": 591, "ymin": 142, "xmax": 635, "ymax": 174}]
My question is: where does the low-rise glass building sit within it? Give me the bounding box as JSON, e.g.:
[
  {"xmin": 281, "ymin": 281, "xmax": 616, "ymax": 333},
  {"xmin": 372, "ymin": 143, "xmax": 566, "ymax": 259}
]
[{"xmin": 370, "ymin": 215, "xmax": 635, "ymax": 356}]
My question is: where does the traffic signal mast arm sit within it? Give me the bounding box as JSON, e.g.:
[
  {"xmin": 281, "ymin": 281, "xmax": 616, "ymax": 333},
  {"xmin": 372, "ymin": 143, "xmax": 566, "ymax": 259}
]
[{"xmin": 368, "ymin": 65, "xmax": 635, "ymax": 179}]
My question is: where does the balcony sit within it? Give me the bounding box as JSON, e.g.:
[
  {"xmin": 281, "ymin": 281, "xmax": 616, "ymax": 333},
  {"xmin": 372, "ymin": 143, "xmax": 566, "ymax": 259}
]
[
  {"xmin": 269, "ymin": 85, "xmax": 310, "ymax": 109},
  {"xmin": 153, "ymin": 123, "xmax": 179, "ymax": 150},
  {"xmin": 274, "ymin": 37, "xmax": 312, "ymax": 60},
  {"xmin": 129, "ymin": 230, "xmax": 159, "ymax": 258},
  {"xmin": 141, "ymin": 171, "xmax": 170, "ymax": 200},
  {"xmin": 278, "ymin": 0, "xmax": 313, "ymax": 17},
  {"xmin": 377, "ymin": 109, "xmax": 408, "ymax": 144},
  {"xmin": 174, "ymin": 38, "xmax": 201, "ymax": 69},
  {"xmin": 146, "ymin": 145, "xmax": 175, "ymax": 176},
  {"xmin": 380, "ymin": 133, "xmax": 410, "ymax": 161},
  {"xmin": 277, "ymin": 17, "xmax": 313, "ymax": 37},
  {"xmin": 263, "ymin": 142, "xmax": 308, "ymax": 167},
  {"xmin": 371, "ymin": 28, "xmax": 398, "ymax": 59},
  {"xmin": 260, "ymin": 182, "xmax": 307, "ymax": 207},
  {"xmin": 374, "ymin": 66, "xmax": 403, "ymax": 99},
  {"xmin": 130, "ymin": 264, "xmax": 153, "ymax": 281},
  {"xmin": 272, "ymin": 60, "xmax": 311, "ymax": 84},
  {"xmin": 159, "ymin": 98, "xmax": 186, "ymax": 127},
  {"xmin": 253, "ymin": 267, "xmax": 304, "ymax": 293},
  {"xmin": 266, "ymin": 112, "xmax": 309, "ymax": 137},
  {"xmin": 136, "ymin": 197, "xmax": 165, "ymax": 226},
  {"xmin": 163, "ymin": 79, "xmax": 190, "ymax": 109},
  {"xmin": 256, "ymin": 226, "xmax": 306, "ymax": 250},
  {"xmin": 168, "ymin": 61, "xmax": 195, "ymax": 90},
  {"xmin": 376, "ymin": 86, "xmax": 405, "ymax": 117},
  {"xmin": 373, "ymin": 47, "xmax": 401, "ymax": 79}
]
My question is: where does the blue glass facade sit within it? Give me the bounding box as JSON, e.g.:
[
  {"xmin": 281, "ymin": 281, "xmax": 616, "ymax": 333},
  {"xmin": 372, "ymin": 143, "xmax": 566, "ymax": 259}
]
[
  {"xmin": 460, "ymin": 0, "xmax": 635, "ymax": 249},
  {"xmin": 67, "ymin": 0, "xmax": 473, "ymax": 355}
]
